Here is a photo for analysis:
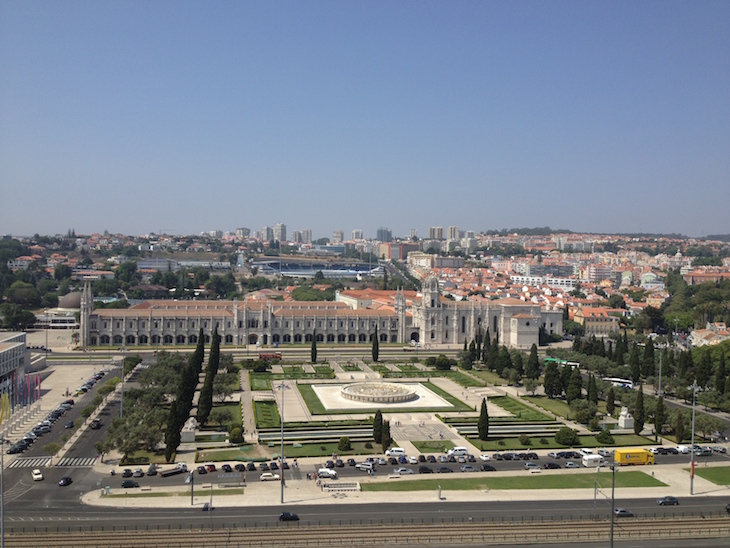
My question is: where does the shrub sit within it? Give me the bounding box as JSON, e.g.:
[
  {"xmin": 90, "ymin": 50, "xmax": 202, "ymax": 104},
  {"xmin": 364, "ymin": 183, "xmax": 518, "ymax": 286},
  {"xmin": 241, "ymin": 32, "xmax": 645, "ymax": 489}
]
[
  {"xmin": 539, "ymin": 437, "xmax": 549, "ymax": 445},
  {"xmin": 229, "ymin": 427, "xmax": 244, "ymax": 444},
  {"xmin": 338, "ymin": 436, "xmax": 352, "ymax": 451},
  {"xmin": 498, "ymin": 439, "xmax": 505, "ymax": 446},
  {"xmin": 518, "ymin": 434, "xmax": 531, "ymax": 446},
  {"xmin": 596, "ymin": 428, "xmax": 615, "ymax": 445},
  {"xmin": 554, "ymin": 427, "xmax": 579, "ymax": 446},
  {"xmin": 364, "ymin": 442, "xmax": 373, "ymax": 449}
]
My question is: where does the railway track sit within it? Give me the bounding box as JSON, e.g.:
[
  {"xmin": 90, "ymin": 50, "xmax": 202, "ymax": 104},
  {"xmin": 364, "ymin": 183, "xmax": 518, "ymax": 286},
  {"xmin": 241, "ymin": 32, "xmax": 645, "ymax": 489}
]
[{"xmin": 6, "ymin": 517, "xmax": 730, "ymax": 547}]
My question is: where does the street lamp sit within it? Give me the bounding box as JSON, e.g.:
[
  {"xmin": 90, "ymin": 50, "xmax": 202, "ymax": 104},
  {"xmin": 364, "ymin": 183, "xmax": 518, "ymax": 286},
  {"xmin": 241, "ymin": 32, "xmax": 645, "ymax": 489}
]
[
  {"xmin": 690, "ymin": 380, "xmax": 698, "ymax": 495},
  {"xmin": 120, "ymin": 345, "xmax": 126, "ymax": 419},
  {"xmin": 275, "ymin": 381, "xmax": 291, "ymax": 504},
  {"xmin": 609, "ymin": 463, "xmax": 616, "ymax": 548}
]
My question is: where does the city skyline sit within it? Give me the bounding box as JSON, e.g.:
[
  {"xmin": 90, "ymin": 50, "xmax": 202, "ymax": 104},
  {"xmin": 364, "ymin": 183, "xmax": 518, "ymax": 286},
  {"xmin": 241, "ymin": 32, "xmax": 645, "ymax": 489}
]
[{"xmin": 2, "ymin": 2, "xmax": 729, "ymax": 238}]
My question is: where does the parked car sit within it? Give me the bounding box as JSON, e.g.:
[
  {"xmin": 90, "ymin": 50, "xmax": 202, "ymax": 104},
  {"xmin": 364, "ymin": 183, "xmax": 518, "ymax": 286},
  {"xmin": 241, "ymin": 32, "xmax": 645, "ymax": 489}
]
[
  {"xmin": 147, "ymin": 465, "xmax": 158, "ymax": 476},
  {"xmin": 31, "ymin": 469, "xmax": 44, "ymax": 481},
  {"xmin": 564, "ymin": 461, "xmax": 579, "ymax": 468},
  {"xmin": 325, "ymin": 460, "xmax": 335, "ymax": 469},
  {"xmin": 235, "ymin": 463, "xmax": 246, "ymax": 472},
  {"xmin": 393, "ymin": 467, "xmax": 414, "ymax": 475},
  {"xmin": 335, "ymin": 459, "xmax": 345, "ymax": 467},
  {"xmin": 418, "ymin": 466, "xmax": 434, "ymax": 474},
  {"xmin": 437, "ymin": 467, "xmax": 453, "ymax": 473},
  {"xmin": 427, "ymin": 455, "xmax": 437, "ymax": 463},
  {"xmin": 260, "ymin": 473, "xmax": 280, "ymax": 481},
  {"xmin": 347, "ymin": 458, "xmax": 356, "ymax": 466},
  {"xmin": 221, "ymin": 464, "xmax": 232, "ymax": 473},
  {"xmin": 657, "ymin": 496, "xmax": 679, "ymax": 506},
  {"xmin": 121, "ymin": 469, "xmax": 133, "ymax": 478},
  {"xmin": 479, "ymin": 454, "xmax": 491, "ymax": 462},
  {"xmin": 614, "ymin": 508, "xmax": 634, "ymax": 518},
  {"xmin": 279, "ymin": 512, "xmax": 299, "ymax": 521},
  {"xmin": 196, "ymin": 466, "xmax": 207, "ymax": 475},
  {"xmin": 408, "ymin": 456, "xmax": 418, "ymax": 464},
  {"xmin": 247, "ymin": 462, "xmax": 257, "ymax": 471},
  {"xmin": 524, "ymin": 462, "xmax": 541, "ymax": 470},
  {"xmin": 269, "ymin": 462, "xmax": 279, "ymax": 470},
  {"xmin": 543, "ymin": 462, "xmax": 561, "ymax": 469},
  {"xmin": 121, "ymin": 480, "xmax": 139, "ymax": 488},
  {"xmin": 460, "ymin": 465, "xmax": 478, "ymax": 472},
  {"xmin": 281, "ymin": 461, "xmax": 289, "ymax": 469},
  {"xmin": 481, "ymin": 464, "xmax": 497, "ymax": 472},
  {"xmin": 206, "ymin": 464, "xmax": 217, "ymax": 472},
  {"xmin": 665, "ymin": 447, "xmax": 679, "ymax": 454},
  {"xmin": 133, "ymin": 468, "xmax": 144, "ymax": 478},
  {"xmin": 260, "ymin": 462, "xmax": 269, "ymax": 471}
]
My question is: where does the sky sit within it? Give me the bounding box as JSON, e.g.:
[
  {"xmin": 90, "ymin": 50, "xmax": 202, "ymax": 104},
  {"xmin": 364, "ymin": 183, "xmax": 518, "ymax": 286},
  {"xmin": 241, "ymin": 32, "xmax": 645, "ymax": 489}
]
[{"xmin": 1, "ymin": 1, "xmax": 729, "ymax": 240}]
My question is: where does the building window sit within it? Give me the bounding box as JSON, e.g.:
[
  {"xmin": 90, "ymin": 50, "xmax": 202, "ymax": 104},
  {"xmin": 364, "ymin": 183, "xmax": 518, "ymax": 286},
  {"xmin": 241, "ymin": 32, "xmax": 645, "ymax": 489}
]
[{"xmin": 461, "ymin": 316, "xmax": 466, "ymax": 333}]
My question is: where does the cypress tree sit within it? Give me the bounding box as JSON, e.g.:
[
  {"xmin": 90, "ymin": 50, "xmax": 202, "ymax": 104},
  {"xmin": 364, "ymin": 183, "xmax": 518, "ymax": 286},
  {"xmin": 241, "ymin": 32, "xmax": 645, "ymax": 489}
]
[
  {"xmin": 311, "ymin": 330, "xmax": 317, "ymax": 363},
  {"xmin": 373, "ymin": 410, "xmax": 383, "ymax": 444},
  {"xmin": 587, "ymin": 373, "xmax": 598, "ymax": 405},
  {"xmin": 642, "ymin": 338, "xmax": 655, "ymax": 377},
  {"xmin": 513, "ymin": 352, "xmax": 524, "ymax": 377},
  {"xmin": 198, "ymin": 325, "xmax": 220, "ymax": 425},
  {"xmin": 629, "ymin": 344, "xmax": 641, "ymax": 383},
  {"xmin": 675, "ymin": 410, "xmax": 686, "ymax": 443},
  {"xmin": 655, "ymin": 396, "xmax": 666, "ymax": 437},
  {"xmin": 715, "ymin": 352, "xmax": 726, "ymax": 394},
  {"xmin": 526, "ymin": 344, "xmax": 540, "ymax": 379},
  {"xmin": 372, "ymin": 326, "xmax": 379, "ymax": 362},
  {"xmin": 543, "ymin": 361, "xmax": 561, "ymax": 399},
  {"xmin": 633, "ymin": 384, "xmax": 645, "ymax": 435},
  {"xmin": 696, "ymin": 349, "xmax": 713, "ymax": 388},
  {"xmin": 482, "ymin": 329, "xmax": 491, "ymax": 362},
  {"xmin": 566, "ymin": 367, "xmax": 583, "ymax": 404},
  {"xmin": 381, "ymin": 420, "xmax": 391, "ymax": 452},
  {"xmin": 606, "ymin": 386, "xmax": 616, "ymax": 415},
  {"xmin": 560, "ymin": 364, "xmax": 572, "ymax": 394},
  {"xmin": 477, "ymin": 398, "xmax": 489, "ymax": 441}
]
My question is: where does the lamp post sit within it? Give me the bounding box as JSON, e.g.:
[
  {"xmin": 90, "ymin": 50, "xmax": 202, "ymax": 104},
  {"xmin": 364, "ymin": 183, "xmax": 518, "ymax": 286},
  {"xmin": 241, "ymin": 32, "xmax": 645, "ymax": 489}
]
[
  {"xmin": 275, "ymin": 382, "xmax": 291, "ymax": 504},
  {"xmin": 609, "ymin": 463, "xmax": 616, "ymax": 548},
  {"xmin": 120, "ymin": 345, "xmax": 126, "ymax": 419},
  {"xmin": 1, "ymin": 438, "xmax": 5, "ymax": 548},
  {"xmin": 690, "ymin": 380, "xmax": 697, "ymax": 495}
]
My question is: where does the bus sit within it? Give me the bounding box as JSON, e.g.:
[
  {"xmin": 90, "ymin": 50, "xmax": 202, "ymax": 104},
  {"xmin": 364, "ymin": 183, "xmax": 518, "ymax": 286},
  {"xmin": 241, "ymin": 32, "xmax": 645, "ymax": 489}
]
[{"xmin": 603, "ymin": 377, "xmax": 633, "ymax": 390}]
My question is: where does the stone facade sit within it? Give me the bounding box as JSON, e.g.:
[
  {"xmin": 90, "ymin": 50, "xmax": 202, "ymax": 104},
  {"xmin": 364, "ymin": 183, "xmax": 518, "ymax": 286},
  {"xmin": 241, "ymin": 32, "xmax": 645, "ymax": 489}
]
[{"xmin": 80, "ymin": 277, "xmax": 562, "ymax": 350}]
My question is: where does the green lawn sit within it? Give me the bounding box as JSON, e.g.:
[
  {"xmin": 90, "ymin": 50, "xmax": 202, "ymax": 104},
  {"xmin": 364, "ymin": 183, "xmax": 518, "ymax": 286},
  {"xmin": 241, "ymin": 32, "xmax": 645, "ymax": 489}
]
[
  {"xmin": 282, "ymin": 441, "xmax": 380, "ymax": 458},
  {"xmin": 470, "ymin": 369, "xmax": 508, "ymax": 386},
  {"xmin": 362, "ymin": 470, "xmax": 665, "ymax": 491},
  {"xmin": 249, "ymin": 373, "xmax": 271, "ymax": 391},
  {"xmin": 198, "ymin": 446, "xmax": 259, "ymax": 462},
  {"xmin": 691, "ymin": 466, "xmax": 730, "ymax": 485},
  {"xmin": 490, "ymin": 396, "xmax": 552, "ymax": 421},
  {"xmin": 523, "ymin": 395, "xmax": 571, "ymax": 419},
  {"xmin": 254, "ymin": 401, "xmax": 280, "ymax": 429},
  {"xmin": 341, "ymin": 364, "xmax": 361, "ymax": 372},
  {"xmin": 412, "ymin": 440, "xmax": 456, "ymax": 453}
]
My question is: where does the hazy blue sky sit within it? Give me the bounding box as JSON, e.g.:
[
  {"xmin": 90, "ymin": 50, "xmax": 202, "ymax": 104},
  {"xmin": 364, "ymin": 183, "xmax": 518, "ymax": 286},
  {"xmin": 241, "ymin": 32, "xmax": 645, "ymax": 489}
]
[{"xmin": 2, "ymin": 1, "xmax": 729, "ymax": 240}]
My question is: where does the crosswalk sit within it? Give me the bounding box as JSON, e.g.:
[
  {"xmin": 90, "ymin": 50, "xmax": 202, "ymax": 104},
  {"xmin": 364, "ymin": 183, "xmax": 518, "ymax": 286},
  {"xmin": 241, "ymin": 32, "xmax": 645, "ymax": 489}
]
[
  {"xmin": 7, "ymin": 456, "xmax": 98, "ymax": 469},
  {"xmin": 8, "ymin": 457, "xmax": 51, "ymax": 469}
]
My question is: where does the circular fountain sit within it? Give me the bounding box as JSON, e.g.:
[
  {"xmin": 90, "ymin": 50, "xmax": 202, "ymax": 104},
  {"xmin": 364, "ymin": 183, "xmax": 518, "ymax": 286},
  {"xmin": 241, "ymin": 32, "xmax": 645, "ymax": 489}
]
[{"xmin": 340, "ymin": 382, "xmax": 418, "ymax": 404}]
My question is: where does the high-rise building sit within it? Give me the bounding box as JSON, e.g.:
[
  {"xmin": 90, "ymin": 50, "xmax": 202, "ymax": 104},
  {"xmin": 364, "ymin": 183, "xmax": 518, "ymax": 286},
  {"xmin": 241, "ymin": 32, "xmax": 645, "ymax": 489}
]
[
  {"xmin": 376, "ymin": 227, "xmax": 392, "ymax": 243},
  {"xmin": 410, "ymin": 228, "xmax": 418, "ymax": 240},
  {"xmin": 429, "ymin": 226, "xmax": 444, "ymax": 240},
  {"xmin": 448, "ymin": 226, "xmax": 460, "ymax": 240},
  {"xmin": 273, "ymin": 223, "xmax": 287, "ymax": 243},
  {"xmin": 235, "ymin": 227, "xmax": 250, "ymax": 240},
  {"xmin": 290, "ymin": 230, "xmax": 302, "ymax": 243},
  {"xmin": 301, "ymin": 228, "xmax": 312, "ymax": 244},
  {"xmin": 352, "ymin": 229, "xmax": 364, "ymax": 240},
  {"xmin": 332, "ymin": 230, "xmax": 344, "ymax": 243},
  {"xmin": 261, "ymin": 226, "xmax": 273, "ymax": 241}
]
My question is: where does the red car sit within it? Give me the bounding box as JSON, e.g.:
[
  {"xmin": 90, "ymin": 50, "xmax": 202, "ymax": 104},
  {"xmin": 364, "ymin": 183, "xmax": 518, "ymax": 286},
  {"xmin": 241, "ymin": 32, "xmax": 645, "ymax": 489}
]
[{"xmin": 206, "ymin": 464, "xmax": 216, "ymax": 472}]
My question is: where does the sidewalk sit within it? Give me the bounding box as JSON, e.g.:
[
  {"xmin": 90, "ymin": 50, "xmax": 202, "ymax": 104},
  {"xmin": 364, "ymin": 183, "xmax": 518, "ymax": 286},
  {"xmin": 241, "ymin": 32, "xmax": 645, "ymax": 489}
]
[{"xmin": 83, "ymin": 458, "xmax": 730, "ymax": 509}]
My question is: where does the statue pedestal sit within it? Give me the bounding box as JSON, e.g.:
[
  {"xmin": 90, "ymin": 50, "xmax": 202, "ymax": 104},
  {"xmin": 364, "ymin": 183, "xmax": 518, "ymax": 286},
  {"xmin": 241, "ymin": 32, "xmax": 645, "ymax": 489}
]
[{"xmin": 181, "ymin": 417, "xmax": 197, "ymax": 443}]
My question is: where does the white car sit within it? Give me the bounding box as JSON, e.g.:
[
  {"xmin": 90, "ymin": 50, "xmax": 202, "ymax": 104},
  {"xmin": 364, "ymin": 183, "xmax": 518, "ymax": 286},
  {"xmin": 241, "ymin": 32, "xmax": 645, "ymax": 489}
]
[
  {"xmin": 479, "ymin": 454, "xmax": 491, "ymax": 462},
  {"xmin": 564, "ymin": 461, "xmax": 579, "ymax": 468},
  {"xmin": 260, "ymin": 472, "xmax": 280, "ymax": 481},
  {"xmin": 677, "ymin": 445, "xmax": 690, "ymax": 454},
  {"xmin": 393, "ymin": 467, "xmax": 414, "ymax": 475},
  {"xmin": 31, "ymin": 469, "xmax": 44, "ymax": 481},
  {"xmin": 408, "ymin": 456, "xmax": 418, "ymax": 464}
]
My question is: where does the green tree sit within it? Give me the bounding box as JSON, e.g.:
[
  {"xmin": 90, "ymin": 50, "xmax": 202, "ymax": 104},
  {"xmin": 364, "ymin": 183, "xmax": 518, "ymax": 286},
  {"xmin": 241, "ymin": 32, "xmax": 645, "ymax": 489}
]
[
  {"xmin": 642, "ymin": 338, "xmax": 655, "ymax": 378},
  {"xmin": 554, "ymin": 427, "xmax": 579, "ymax": 446},
  {"xmin": 655, "ymin": 395, "xmax": 666, "ymax": 436},
  {"xmin": 606, "ymin": 386, "xmax": 616, "ymax": 415},
  {"xmin": 524, "ymin": 377, "xmax": 539, "ymax": 395},
  {"xmin": 633, "ymin": 384, "xmax": 645, "ymax": 435},
  {"xmin": 566, "ymin": 367, "xmax": 583, "ymax": 404},
  {"xmin": 372, "ymin": 326, "xmax": 379, "ymax": 362},
  {"xmin": 696, "ymin": 350, "xmax": 713, "ymax": 388},
  {"xmin": 208, "ymin": 407, "xmax": 233, "ymax": 427},
  {"xmin": 197, "ymin": 326, "xmax": 220, "ymax": 424},
  {"xmin": 338, "ymin": 436, "xmax": 352, "ymax": 452},
  {"xmin": 629, "ymin": 344, "xmax": 641, "ymax": 383},
  {"xmin": 0, "ymin": 303, "xmax": 36, "ymax": 330},
  {"xmin": 675, "ymin": 411, "xmax": 686, "ymax": 443},
  {"xmin": 543, "ymin": 361, "xmax": 562, "ymax": 399},
  {"xmin": 311, "ymin": 330, "xmax": 317, "ymax": 363},
  {"xmin": 381, "ymin": 420, "xmax": 391, "ymax": 452},
  {"xmin": 587, "ymin": 374, "xmax": 598, "ymax": 405},
  {"xmin": 477, "ymin": 398, "xmax": 489, "ymax": 441},
  {"xmin": 525, "ymin": 344, "xmax": 540, "ymax": 379},
  {"xmin": 373, "ymin": 410, "xmax": 383, "ymax": 444},
  {"xmin": 596, "ymin": 428, "xmax": 614, "ymax": 445},
  {"xmin": 716, "ymin": 351, "xmax": 727, "ymax": 394}
]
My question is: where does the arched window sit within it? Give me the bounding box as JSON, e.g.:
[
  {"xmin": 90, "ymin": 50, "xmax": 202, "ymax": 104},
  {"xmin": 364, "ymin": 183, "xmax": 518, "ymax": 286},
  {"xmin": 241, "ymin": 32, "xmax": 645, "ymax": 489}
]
[
  {"xmin": 283, "ymin": 334, "xmax": 291, "ymax": 343},
  {"xmin": 90, "ymin": 336, "xmax": 98, "ymax": 345},
  {"xmin": 126, "ymin": 335, "xmax": 136, "ymax": 345},
  {"xmin": 294, "ymin": 334, "xmax": 302, "ymax": 343},
  {"xmin": 100, "ymin": 335, "xmax": 110, "ymax": 344},
  {"xmin": 326, "ymin": 334, "xmax": 334, "ymax": 342},
  {"xmin": 380, "ymin": 333, "xmax": 387, "ymax": 342},
  {"xmin": 189, "ymin": 335, "xmax": 198, "ymax": 343},
  {"xmin": 163, "ymin": 335, "xmax": 173, "ymax": 344},
  {"xmin": 176, "ymin": 335, "xmax": 186, "ymax": 344},
  {"xmin": 316, "ymin": 333, "xmax": 324, "ymax": 342},
  {"xmin": 272, "ymin": 334, "xmax": 280, "ymax": 343},
  {"xmin": 113, "ymin": 335, "xmax": 123, "ymax": 345},
  {"xmin": 337, "ymin": 334, "xmax": 345, "ymax": 342},
  {"xmin": 151, "ymin": 335, "xmax": 160, "ymax": 344},
  {"xmin": 358, "ymin": 334, "xmax": 366, "ymax": 342},
  {"xmin": 348, "ymin": 334, "xmax": 356, "ymax": 342},
  {"xmin": 305, "ymin": 334, "xmax": 313, "ymax": 343},
  {"xmin": 139, "ymin": 335, "xmax": 148, "ymax": 344},
  {"xmin": 224, "ymin": 335, "xmax": 233, "ymax": 344},
  {"xmin": 390, "ymin": 334, "xmax": 397, "ymax": 343}
]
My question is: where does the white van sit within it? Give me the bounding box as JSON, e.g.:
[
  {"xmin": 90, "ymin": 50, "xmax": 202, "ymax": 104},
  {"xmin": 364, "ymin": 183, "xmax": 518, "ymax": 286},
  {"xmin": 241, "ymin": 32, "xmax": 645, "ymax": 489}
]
[
  {"xmin": 582, "ymin": 454, "xmax": 605, "ymax": 468},
  {"xmin": 448, "ymin": 447, "xmax": 468, "ymax": 457},
  {"xmin": 355, "ymin": 462, "xmax": 373, "ymax": 472},
  {"xmin": 579, "ymin": 448, "xmax": 593, "ymax": 456},
  {"xmin": 317, "ymin": 468, "xmax": 337, "ymax": 479},
  {"xmin": 385, "ymin": 448, "xmax": 405, "ymax": 457}
]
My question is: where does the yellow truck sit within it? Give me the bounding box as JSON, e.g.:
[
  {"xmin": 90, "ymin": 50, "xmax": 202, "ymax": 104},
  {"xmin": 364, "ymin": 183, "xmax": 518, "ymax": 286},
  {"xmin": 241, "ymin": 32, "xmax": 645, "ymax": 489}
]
[{"xmin": 614, "ymin": 448, "xmax": 655, "ymax": 466}]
